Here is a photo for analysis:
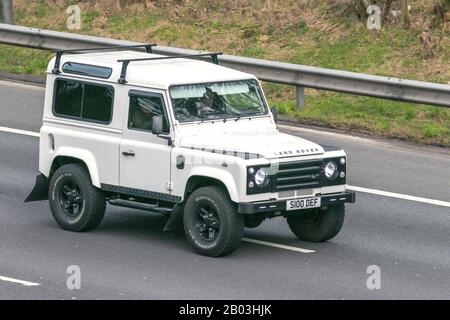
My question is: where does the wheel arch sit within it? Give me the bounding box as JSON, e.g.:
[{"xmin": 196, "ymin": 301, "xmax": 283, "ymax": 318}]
[
  {"xmin": 185, "ymin": 175, "xmax": 238, "ymax": 203},
  {"xmin": 48, "ymin": 147, "xmax": 100, "ymax": 187}
]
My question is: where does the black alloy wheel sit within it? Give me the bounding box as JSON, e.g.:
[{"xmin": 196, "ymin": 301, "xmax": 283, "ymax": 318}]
[
  {"xmin": 195, "ymin": 205, "xmax": 220, "ymax": 241},
  {"xmin": 59, "ymin": 180, "xmax": 84, "ymax": 217}
]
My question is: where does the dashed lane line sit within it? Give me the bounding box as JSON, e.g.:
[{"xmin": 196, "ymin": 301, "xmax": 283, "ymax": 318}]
[
  {"xmin": 0, "ymin": 275, "xmax": 40, "ymax": 287},
  {"xmin": 243, "ymin": 238, "xmax": 315, "ymax": 253}
]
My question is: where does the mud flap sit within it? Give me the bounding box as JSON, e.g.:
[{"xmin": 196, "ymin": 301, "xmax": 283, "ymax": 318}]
[
  {"xmin": 24, "ymin": 174, "xmax": 49, "ymax": 202},
  {"xmin": 163, "ymin": 203, "xmax": 184, "ymax": 232}
]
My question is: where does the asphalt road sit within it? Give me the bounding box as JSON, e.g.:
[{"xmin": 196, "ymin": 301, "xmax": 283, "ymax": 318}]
[{"xmin": 0, "ymin": 80, "xmax": 449, "ymax": 299}]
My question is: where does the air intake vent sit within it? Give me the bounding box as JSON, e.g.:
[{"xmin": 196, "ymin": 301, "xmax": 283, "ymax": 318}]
[{"xmin": 273, "ymin": 159, "xmax": 322, "ymax": 192}]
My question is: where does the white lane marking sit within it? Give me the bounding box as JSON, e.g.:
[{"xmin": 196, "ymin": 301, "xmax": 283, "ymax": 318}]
[
  {"xmin": 2, "ymin": 126, "xmax": 449, "ymax": 209},
  {"xmin": 0, "ymin": 80, "xmax": 45, "ymax": 90},
  {"xmin": 0, "ymin": 126, "xmax": 40, "ymax": 137},
  {"xmin": 243, "ymin": 238, "xmax": 315, "ymax": 253},
  {"xmin": 347, "ymin": 185, "xmax": 450, "ymax": 208},
  {"xmin": 0, "ymin": 275, "xmax": 40, "ymax": 287},
  {"xmin": 278, "ymin": 123, "xmax": 389, "ymax": 145}
]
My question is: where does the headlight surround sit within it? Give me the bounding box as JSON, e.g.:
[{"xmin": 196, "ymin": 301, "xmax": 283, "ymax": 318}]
[
  {"xmin": 247, "ymin": 165, "xmax": 271, "ymax": 194},
  {"xmin": 254, "ymin": 168, "xmax": 268, "ymax": 187},
  {"xmin": 324, "ymin": 161, "xmax": 338, "ymax": 180}
]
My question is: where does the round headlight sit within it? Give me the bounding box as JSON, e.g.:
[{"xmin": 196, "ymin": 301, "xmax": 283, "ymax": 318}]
[
  {"xmin": 324, "ymin": 161, "xmax": 338, "ymax": 180},
  {"xmin": 254, "ymin": 169, "xmax": 267, "ymax": 187}
]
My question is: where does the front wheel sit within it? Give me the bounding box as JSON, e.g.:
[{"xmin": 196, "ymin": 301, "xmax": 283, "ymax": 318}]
[
  {"xmin": 183, "ymin": 186, "xmax": 244, "ymax": 257},
  {"xmin": 286, "ymin": 204, "xmax": 345, "ymax": 242}
]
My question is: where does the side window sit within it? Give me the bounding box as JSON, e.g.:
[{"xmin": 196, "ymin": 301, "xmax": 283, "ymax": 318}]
[
  {"xmin": 54, "ymin": 80, "xmax": 83, "ymax": 117},
  {"xmin": 53, "ymin": 79, "xmax": 114, "ymax": 123},
  {"xmin": 83, "ymin": 84, "xmax": 114, "ymax": 122},
  {"xmin": 128, "ymin": 93, "xmax": 169, "ymax": 133}
]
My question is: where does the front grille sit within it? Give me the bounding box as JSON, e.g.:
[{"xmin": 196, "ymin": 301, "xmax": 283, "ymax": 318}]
[{"xmin": 272, "ymin": 159, "xmax": 322, "ymax": 192}]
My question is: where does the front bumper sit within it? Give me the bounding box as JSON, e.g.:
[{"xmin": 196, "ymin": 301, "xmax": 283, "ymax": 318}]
[{"xmin": 238, "ymin": 191, "xmax": 355, "ymax": 214}]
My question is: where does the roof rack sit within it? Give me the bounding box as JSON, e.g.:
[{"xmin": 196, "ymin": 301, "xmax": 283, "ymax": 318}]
[
  {"xmin": 51, "ymin": 44, "xmax": 157, "ymax": 75},
  {"xmin": 117, "ymin": 52, "xmax": 223, "ymax": 84}
]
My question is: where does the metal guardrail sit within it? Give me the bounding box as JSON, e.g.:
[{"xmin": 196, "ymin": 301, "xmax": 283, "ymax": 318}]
[{"xmin": 0, "ymin": 23, "xmax": 449, "ymax": 108}]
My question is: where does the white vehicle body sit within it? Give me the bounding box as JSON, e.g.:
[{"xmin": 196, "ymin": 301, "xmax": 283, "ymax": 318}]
[{"xmin": 28, "ymin": 47, "xmax": 355, "ymax": 256}]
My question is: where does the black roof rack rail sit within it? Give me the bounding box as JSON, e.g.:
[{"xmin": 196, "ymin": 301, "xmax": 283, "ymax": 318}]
[
  {"xmin": 51, "ymin": 44, "xmax": 157, "ymax": 75},
  {"xmin": 117, "ymin": 52, "xmax": 223, "ymax": 84}
]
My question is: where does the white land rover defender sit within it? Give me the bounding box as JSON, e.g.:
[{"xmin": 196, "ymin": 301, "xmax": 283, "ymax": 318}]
[{"xmin": 26, "ymin": 45, "xmax": 355, "ymax": 257}]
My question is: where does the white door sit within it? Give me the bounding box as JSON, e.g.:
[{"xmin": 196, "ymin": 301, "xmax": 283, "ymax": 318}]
[{"xmin": 120, "ymin": 90, "xmax": 172, "ymax": 196}]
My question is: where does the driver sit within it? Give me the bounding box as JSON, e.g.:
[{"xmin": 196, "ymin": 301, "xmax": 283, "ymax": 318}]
[
  {"xmin": 194, "ymin": 88, "xmax": 216, "ymax": 116},
  {"xmin": 130, "ymin": 98, "xmax": 155, "ymax": 130}
]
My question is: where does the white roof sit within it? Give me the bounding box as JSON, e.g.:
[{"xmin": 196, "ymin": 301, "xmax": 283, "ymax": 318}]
[{"xmin": 47, "ymin": 50, "xmax": 256, "ymax": 89}]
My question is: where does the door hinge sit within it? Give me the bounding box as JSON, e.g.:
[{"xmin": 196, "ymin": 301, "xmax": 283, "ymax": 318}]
[{"xmin": 166, "ymin": 182, "xmax": 173, "ymax": 192}]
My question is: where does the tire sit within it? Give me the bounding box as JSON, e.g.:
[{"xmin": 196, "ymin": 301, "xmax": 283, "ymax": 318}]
[
  {"xmin": 286, "ymin": 204, "xmax": 345, "ymax": 242},
  {"xmin": 48, "ymin": 163, "xmax": 106, "ymax": 232},
  {"xmin": 183, "ymin": 186, "xmax": 244, "ymax": 257}
]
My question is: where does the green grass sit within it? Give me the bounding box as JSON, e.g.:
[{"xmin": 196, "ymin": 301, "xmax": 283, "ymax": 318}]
[
  {"xmin": 290, "ymin": 28, "xmax": 420, "ymax": 77},
  {"xmin": 243, "ymin": 46, "xmax": 266, "ymax": 58},
  {"xmin": 153, "ymin": 25, "xmax": 183, "ymax": 43},
  {"xmin": 81, "ymin": 10, "xmax": 100, "ymax": 32},
  {"xmin": 0, "ymin": 46, "xmax": 51, "ymax": 75},
  {"xmin": 0, "ymin": 0, "xmax": 448, "ymax": 147},
  {"xmin": 109, "ymin": 13, "xmax": 161, "ymax": 35}
]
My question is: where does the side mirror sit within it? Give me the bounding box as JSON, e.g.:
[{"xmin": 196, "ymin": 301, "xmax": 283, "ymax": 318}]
[
  {"xmin": 271, "ymin": 106, "xmax": 278, "ymax": 123},
  {"xmin": 152, "ymin": 115, "xmax": 163, "ymax": 135}
]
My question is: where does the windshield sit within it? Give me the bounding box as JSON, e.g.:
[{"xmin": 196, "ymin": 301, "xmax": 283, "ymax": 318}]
[{"xmin": 169, "ymin": 80, "xmax": 268, "ymax": 122}]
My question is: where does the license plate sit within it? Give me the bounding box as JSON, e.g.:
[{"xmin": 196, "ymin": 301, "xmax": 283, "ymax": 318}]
[{"xmin": 286, "ymin": 197, "xmax": 321, "ymax": 211}]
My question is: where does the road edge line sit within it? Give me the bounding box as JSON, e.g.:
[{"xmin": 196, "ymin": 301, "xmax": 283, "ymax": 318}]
[
  {"xmin": 347, "ymin": 185, "xmax": 450, "ymax": 208},
  {"xmin": 0, "ymin": 126, "xmax": 40, "ymax": 137}
]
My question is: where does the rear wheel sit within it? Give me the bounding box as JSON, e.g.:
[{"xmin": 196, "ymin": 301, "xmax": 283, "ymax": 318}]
[
  {"xmin": 49, "ymin": 163, "xmax": 106, "ymax": 232},
  {"xmin": 286, "ymin": 204, "xmax": 345, "ymax": 242},
  {"xmin": 183, "ymin": 186, "xmax": 244, "ymax": 257}
]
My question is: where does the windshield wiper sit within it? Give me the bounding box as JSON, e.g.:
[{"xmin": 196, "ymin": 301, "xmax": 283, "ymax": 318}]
[
  {"xmin": 199, "ymin": 110, "xmax": 223, "ymax": 123},
  {"xmin": 233, "ymin": 107, "xmax": 261, "ymax": 118}
]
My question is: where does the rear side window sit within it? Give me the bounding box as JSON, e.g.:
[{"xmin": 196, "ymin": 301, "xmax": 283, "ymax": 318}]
[
  {"xmin": 53, "ymin": 79, "xmax": 114, "ymax": 123},
  {"xmin": 54, "ymin": 80, "xmax": 82, "ymax": 117}
]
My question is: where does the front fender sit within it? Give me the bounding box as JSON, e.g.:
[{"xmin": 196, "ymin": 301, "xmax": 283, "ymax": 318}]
[{"xmin": 187, "ymin": 166, "xmax": 241, "ymax": 203}]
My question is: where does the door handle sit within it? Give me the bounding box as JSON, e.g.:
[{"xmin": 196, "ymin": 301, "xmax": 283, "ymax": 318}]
[{"xmin": 122, "ymin": 151, "xmax": 135, "ymax": 157}]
